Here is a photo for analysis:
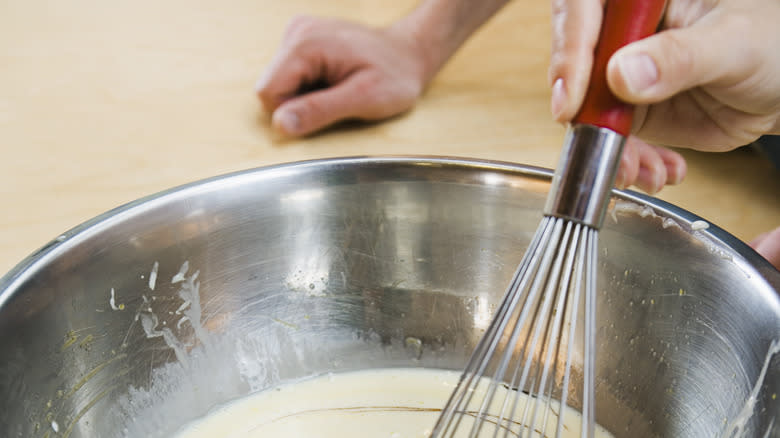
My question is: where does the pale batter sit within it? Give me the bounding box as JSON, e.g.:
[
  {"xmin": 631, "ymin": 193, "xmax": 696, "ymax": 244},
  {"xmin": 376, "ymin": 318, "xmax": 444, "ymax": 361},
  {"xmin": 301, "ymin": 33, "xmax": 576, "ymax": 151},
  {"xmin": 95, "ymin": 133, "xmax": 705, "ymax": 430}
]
[{"xmin": 173, "ymin": 368, "xmax": 614, "ymax": 438}]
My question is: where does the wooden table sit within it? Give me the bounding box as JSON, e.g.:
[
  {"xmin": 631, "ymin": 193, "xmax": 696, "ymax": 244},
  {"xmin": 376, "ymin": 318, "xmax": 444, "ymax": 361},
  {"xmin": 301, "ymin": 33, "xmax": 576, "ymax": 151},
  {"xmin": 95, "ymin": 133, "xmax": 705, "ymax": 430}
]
[{"xmin": 1, "ymin": 0, "xmax": 777, "ymax": 275}]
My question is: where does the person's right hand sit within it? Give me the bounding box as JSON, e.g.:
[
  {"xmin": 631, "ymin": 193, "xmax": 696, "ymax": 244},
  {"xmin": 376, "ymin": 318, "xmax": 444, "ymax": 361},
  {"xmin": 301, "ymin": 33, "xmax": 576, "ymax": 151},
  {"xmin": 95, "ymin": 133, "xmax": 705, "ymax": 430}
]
[
  {"xmin": 549, "ymin": 0, "xmax": 780, "ymax": 150},
  {"xmin": 255, "ymin": 16, "xmax": 428, "ymax": 137},
  {"xmin": 549, "ymin": 0, "xmax": 780, "ymax": 268},
  {"xmin": 548, "ymin": 0, "xmax": 780, "ymax": 195}
]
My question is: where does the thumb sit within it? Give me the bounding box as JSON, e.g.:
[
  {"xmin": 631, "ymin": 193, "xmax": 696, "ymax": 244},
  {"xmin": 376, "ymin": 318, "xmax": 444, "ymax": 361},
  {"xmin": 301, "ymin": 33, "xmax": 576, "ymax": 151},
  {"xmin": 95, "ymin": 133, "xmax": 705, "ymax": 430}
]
[
  {"xmin": 255, "ymin": 47, "xmax": 314, "ymax": 114},
  {"xmin": 271, "ymin": 74, "xmax": 369, "ymax": 136},
  {"xmin": 606, "ymin": 22, "xmax": 730, "ymax": 104}
]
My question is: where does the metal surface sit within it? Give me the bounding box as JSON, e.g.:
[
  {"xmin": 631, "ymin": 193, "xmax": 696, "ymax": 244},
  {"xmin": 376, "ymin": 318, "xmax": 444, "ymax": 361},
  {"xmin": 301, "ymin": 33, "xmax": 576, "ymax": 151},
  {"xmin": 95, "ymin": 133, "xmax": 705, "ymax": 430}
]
[
  {"xmin": 435, "ymin": 123, "xmax": 623, "ymax": 437},
  {"xmin": 431, "ymin": 217, "xmax": 599, "ymax": 438},
  {"xmin": 0, "ymin": 156, "xmax": 778, "ymax": 438},
  {"xmin": 545, "ymin": 125, "xmax": 626, "ymax": 229}
]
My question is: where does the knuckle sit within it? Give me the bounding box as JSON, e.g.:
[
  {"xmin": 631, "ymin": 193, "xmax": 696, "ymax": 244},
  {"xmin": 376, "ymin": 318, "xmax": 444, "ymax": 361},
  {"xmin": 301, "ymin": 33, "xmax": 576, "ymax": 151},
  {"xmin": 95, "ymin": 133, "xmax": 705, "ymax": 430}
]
[
  {"xmin": 285, "ymin": 15, "xmax": 317, "ymax": 38},
  {"xmin": 547, "ymin": 47, "xmax": 581, "ymax": 85},
  {"xmin": 551, "ymin": 0, "xmax": 600, "ymax": 52},
  {"xmin": 660, "ymin": 32, "xmax": 695, "ymax": 79},
  {"xmin": 550, "ymin": 0, "xmax": 568, "ymax": 24},
  {"xmin": 257, "ymin": 92, "xmax": 277, "ymax": 112},
  {"xmin": 287, "ymin": 15, "xmax": 311, "ymax": 31},
  {"xmin": 299, "ymin": 95, "xmax": 323, "ymax": 121},
  {"xmin": 353, "ymin": 77, "xmax": 393, "ymax": 117},
  {"xmin": 548, "ymin": 49, "xmax": 570, "ymax": 71},
  {"xmin": 354, "ymin": 74, "xmax": 381, "ymax": 95},
  {"xmin": 550, "ymin": 20, "xmax": 576, "ymax": 54},
  {"xmin": 257, "ymin": 87, "xmax": 270, "ymax": 101}
]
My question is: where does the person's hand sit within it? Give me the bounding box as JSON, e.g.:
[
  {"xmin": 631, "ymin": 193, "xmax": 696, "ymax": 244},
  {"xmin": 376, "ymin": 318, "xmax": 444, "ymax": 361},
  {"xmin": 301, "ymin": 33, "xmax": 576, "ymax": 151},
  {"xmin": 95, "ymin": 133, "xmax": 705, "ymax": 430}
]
[
  {"xmin": 550, "ymin": 0, "xmax": 780, "ymax": 147},
  {"xmin": 255, "ymin": 16, "xmax": 428, "ymax": 137},
  {"xmin": 614, "ymin": 136, "xmax": 687, "ymax": 195},
  {"xmin": 548, "ymin": 0, "xmax": 780, "ymax": 268},
  {"xmin": 256, "ymin": 0, "xmax": 510, "ymax": 137},
  {"xmin": 751, "ymin": 226, "xmax": 780, "ymax": 270},
  {"xmin": 549, "ymin": 0, "xmax": 780, "ymax": 190}
]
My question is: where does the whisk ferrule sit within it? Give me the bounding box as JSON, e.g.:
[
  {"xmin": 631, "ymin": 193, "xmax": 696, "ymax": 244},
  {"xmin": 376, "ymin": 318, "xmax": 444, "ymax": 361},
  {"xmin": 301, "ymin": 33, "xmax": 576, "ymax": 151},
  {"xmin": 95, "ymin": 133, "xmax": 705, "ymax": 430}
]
[{"xmin": 543, "ymin": 124, "xmax": 626, "ymax": 229}]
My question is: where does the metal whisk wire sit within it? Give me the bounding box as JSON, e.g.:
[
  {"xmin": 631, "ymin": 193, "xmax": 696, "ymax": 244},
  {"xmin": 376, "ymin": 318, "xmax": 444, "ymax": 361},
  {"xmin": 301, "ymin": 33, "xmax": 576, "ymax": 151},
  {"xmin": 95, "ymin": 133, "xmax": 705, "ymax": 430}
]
[
  {"xmin": 430, "ymin": 1, "xmax": 666, "ymax": 435},
  {"xmin": 430, "ymin": 215, "xmax": 598, "ymax": 438}
]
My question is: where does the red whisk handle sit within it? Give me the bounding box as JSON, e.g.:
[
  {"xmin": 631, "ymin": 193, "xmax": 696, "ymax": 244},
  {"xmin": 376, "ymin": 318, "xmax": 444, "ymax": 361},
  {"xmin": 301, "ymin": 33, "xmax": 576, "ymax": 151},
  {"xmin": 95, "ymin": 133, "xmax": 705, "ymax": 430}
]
[{"xmin": 573, "ymin": 0, "xmax": 666, "ymax": 136}]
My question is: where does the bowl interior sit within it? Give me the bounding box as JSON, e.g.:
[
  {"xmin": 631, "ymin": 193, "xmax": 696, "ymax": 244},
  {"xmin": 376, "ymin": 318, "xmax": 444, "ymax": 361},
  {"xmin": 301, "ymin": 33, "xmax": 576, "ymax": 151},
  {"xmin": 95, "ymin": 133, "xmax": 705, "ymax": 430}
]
[{"xmin": 1, "ymin": 157, "xmax": 778, "ymax": 437}]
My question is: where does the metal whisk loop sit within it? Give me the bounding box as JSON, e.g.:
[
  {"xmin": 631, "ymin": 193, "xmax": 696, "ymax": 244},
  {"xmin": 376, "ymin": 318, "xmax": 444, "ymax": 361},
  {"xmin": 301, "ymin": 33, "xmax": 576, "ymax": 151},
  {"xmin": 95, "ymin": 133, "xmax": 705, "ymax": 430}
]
[
  {"xmin": 583, "ymin": 227, "xmax": 598, "ymax": 438},
  {"xmin": 430, "ymin": 2, "xmax": 667, "ymax": 435},
  {"xmin": 430, "ymin": 217, "xmax": 558, "ymax": 436},
  {"xmin": 516, "ymin": 219, "xmax": 582, "ymax": 438},
  {"xmin": 430, "ymin": 216, "xmax": 599, "ymax": 438},
  {"xmin": 487, "ymin": 218, "xmax": 572, "ymax": 438},
  {"xmin": 469, "ymin": 217, "xmax": 568, "ymax": 437}
]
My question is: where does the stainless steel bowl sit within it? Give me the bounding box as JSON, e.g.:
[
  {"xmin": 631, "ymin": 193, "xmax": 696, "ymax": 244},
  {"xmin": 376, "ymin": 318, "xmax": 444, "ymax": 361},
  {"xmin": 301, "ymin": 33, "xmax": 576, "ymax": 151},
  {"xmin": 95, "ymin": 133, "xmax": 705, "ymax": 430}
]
[{"xmin": 1, "ymin": 157, "xmax": 778, "ymax": 437}]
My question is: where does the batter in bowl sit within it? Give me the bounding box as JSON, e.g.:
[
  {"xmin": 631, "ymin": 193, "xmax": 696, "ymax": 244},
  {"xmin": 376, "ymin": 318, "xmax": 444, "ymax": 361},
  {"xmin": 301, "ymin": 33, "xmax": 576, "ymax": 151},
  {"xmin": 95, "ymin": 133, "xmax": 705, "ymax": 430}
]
[{"xmin": 173, "ymin": 368, "xmax": 614, "ymax": 437}]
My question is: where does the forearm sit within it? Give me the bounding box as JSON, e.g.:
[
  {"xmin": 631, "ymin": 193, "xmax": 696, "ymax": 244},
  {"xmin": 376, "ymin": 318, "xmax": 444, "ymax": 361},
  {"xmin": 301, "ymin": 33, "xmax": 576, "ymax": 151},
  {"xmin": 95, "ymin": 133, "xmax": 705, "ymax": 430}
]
[{"xmin": 391, "ymin": 0, "xmax": 510, "ymax": 85}]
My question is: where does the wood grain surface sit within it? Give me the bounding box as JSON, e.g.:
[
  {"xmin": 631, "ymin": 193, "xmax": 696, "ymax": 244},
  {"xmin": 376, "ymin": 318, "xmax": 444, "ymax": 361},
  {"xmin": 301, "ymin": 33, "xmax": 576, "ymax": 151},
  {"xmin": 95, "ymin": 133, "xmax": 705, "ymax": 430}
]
[{"xmin": 0, "ymin": 0, "xmax": 777, "ymax": 275}]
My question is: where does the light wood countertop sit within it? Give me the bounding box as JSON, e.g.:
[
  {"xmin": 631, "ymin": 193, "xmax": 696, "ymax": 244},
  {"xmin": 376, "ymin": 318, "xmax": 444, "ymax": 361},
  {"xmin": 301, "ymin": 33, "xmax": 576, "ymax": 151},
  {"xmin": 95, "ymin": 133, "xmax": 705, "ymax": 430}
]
[{"xmin": 1, "ymin": 0, "xmax": 777, "ymax": 275}]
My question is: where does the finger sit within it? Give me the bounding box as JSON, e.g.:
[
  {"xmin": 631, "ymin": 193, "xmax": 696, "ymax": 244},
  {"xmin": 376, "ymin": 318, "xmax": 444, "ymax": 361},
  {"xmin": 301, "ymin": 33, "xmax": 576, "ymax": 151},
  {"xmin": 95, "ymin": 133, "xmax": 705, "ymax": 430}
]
[
  {"xmin": 633, "ymin": 139, "xmax": 668, "ymax": 195},
  {"xmin": 606, "ymin": 15, "xmax": 753, "ymax": 105},
  {"xmin": 255, "ymin": 52, "xmax": 311, "ymax": 113},
  {"xmin": 548, "ymin": 0, "xmax": 604, "ymax": 122},
  {"xmin": 750, "ymin": 226, "xmax": 780, "ymax": 270},
  {"xmin": 652, "ymin": 144, "xmax": 686, "ymax": 186},
  {"xmin": 616, "ymin": 138, "xmax": 686, "ymax": 192},
  {"xmin": 255, "ymin": 23, "xmax": 321, "ymax": 113},
  {"xmin": 271, "ymin": 73, "xmax": 371, "ymax": 136},
  {"xmin": 615, "ymin": 136, "xmax": 640, "ymax": 190}
]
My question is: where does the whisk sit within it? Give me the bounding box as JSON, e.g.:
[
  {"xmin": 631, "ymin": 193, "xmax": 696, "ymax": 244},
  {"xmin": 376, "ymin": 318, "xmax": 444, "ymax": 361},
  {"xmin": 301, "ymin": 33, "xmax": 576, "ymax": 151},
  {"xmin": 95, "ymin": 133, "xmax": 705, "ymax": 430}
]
[{"xmin": 430, "ymin": 1, "xmax": 666, "ymax": 437}]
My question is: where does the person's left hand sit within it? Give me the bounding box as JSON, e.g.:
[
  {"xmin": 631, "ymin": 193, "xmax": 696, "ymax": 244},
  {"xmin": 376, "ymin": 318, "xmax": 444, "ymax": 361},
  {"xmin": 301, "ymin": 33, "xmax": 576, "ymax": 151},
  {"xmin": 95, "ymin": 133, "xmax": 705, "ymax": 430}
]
[{"xmin": 255, "ymin": 16, "xmax": 429, "ymax": 137}]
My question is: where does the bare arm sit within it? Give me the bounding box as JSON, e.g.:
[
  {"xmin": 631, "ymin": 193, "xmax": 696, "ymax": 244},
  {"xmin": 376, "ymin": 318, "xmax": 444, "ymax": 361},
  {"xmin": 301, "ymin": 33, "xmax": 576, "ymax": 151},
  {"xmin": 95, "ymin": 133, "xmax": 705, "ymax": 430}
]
[{"xmin": 393, "ymin": 0, "xmax": 510, "ymax": 84}]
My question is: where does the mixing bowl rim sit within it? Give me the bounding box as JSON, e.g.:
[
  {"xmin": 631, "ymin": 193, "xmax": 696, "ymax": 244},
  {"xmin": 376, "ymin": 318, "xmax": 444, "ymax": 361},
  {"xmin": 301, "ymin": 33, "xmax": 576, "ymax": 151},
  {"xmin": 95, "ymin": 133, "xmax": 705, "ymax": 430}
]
[{"xmin": 1, "ymin": 155, "xmax": 777, "ymax": 306}]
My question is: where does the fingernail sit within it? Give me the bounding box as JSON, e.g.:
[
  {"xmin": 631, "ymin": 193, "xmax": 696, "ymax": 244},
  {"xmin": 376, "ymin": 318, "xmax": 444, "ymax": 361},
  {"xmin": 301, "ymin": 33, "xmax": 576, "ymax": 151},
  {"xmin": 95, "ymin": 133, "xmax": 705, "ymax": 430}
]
[
  {"xmin": 551, "ymin": 78, "xmax": 567, "ymax": 120},
  {"xmin": 617, "ymin": 53, "xmax": 658, "ymax": 95},
  {"xmin": 273, "ymin": 109, "xmax": 300, "ymax": 135}
]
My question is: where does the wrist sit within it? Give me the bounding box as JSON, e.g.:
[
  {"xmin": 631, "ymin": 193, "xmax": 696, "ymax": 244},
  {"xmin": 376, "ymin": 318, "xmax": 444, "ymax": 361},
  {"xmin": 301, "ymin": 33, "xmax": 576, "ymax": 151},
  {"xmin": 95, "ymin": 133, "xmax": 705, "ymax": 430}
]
[
  {"xmin": 387, "ymin": 6, "xmax": 449, "ymax": 87},
  {"xmin": 388, "ymin": 0, "xmax": 509, "ymax": 87}
]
